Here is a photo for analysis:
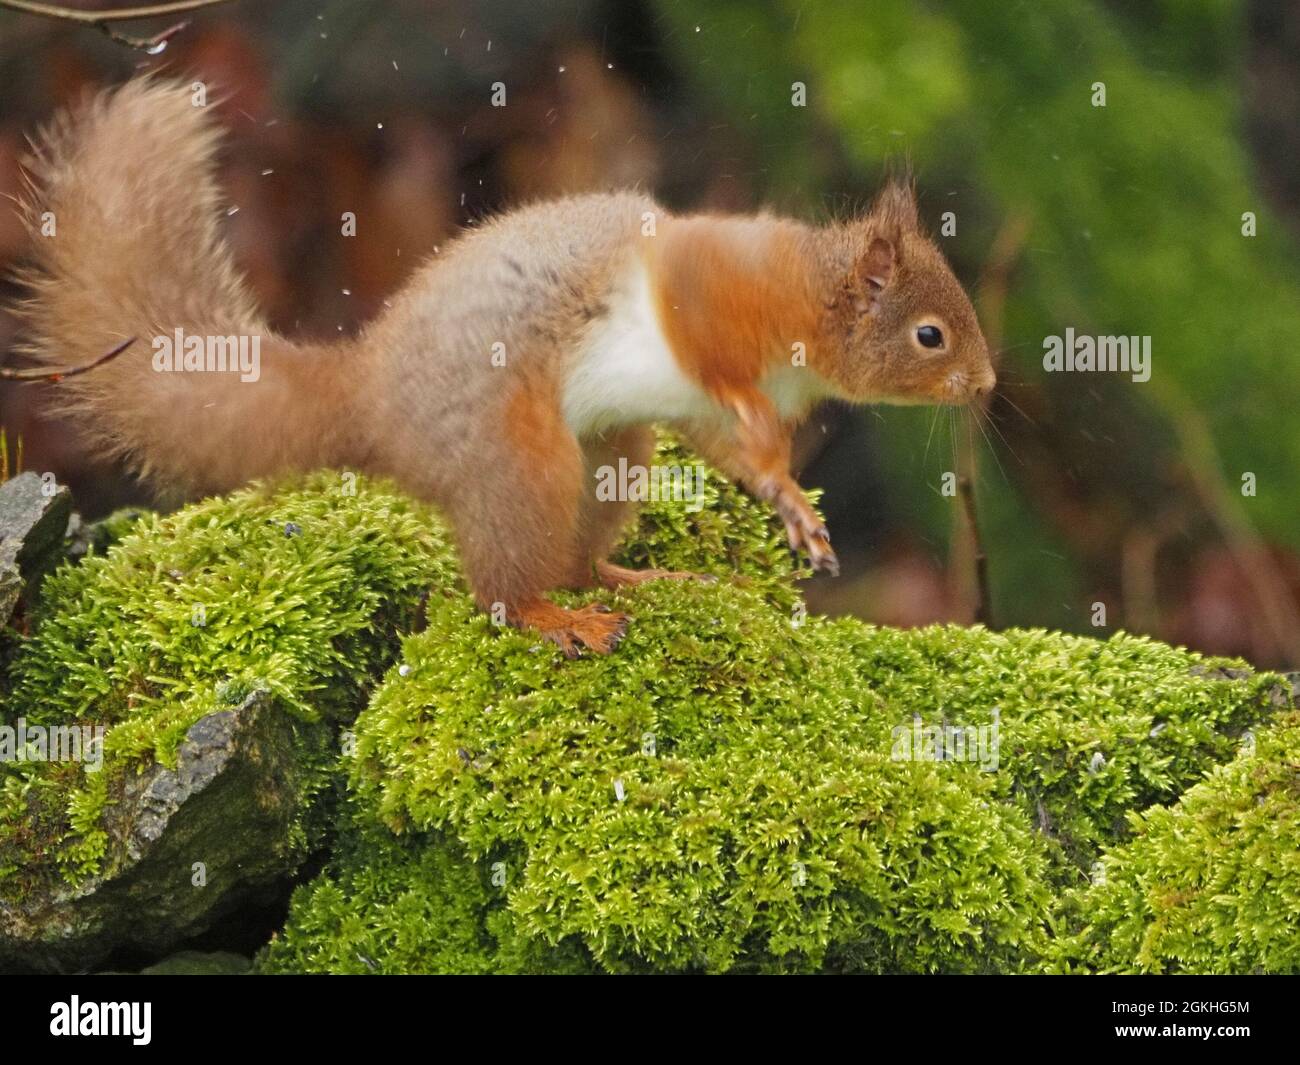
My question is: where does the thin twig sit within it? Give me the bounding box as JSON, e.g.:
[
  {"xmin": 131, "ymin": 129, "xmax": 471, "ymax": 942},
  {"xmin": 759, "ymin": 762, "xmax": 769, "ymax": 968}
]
[
  {"xmin": 0, "ymin": 0, "xmax": 234, "ymax": 50},
  {"xmin": 100, "ymin": 18, "xmax": 189, "ymax": 51},
  {"xmin": 946, "ymin": 211, "xmax": 1030, "ymax": 628},
  {"xmin": 0, "ymin": 336, "xmax": 135, "ymax": 381},
  {"xmin": 977, "ymin": 210, "xmax": 1032, "ymax": 351},
  {"xmin": 957, "ymin": 474, "xmax": 991, "ymax": 626},
  {"xmin": 0, "ymin": 0, "xmax": 231, "ymax": 22}
]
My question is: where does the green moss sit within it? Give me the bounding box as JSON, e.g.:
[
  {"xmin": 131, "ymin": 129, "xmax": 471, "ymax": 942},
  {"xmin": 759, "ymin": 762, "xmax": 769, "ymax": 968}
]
[
  {"xmin": 253, "ymin": 440, "xmax": 1292, "ymax": 975},
  {"xmin": 607, "ymin": 441, "xmax": 812, "ymax": 615},
  {"xmin": 0, "ymin": 471, "xmax": 457, "ymax": 894},
  {"xmin": 294, "ymin": 585, "xmax": 1278, "ymax": 973},
  {"xmin": 342, "ymin": 584, "xmax": 1053, "ymax": 973},
  {"xmin": 8, "ymin": 471, "xmax": 457, "ymax": 730},
  {"xmin": 1046, "ymin": 710, "xmax": 1300, "ymax": 974},
  {"xmin": 85, "ymin": 506, "xmax": 151, "ymax": 555},
  {"xmin": 811, "ymin": 622, "xmax": 1285, "ymax": 877},
  {"xmin": 258, "ymin": 802, "xmax": 598, "ymax": 975},
  {"xmin": 3, "ymin": 440, "xmax": 1294, "ymax": 973}
]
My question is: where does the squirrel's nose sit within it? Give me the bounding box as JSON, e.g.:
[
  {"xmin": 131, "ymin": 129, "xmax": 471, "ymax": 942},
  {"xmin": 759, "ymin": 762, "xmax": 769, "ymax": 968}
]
[{"xmin": 971, "ymin": 369, "xmax": 997, "ymax": 399}]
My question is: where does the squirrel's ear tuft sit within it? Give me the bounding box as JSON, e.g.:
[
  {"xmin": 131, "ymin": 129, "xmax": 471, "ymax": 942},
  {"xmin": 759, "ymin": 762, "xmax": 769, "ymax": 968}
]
[{"xmin": 868, "ymin": 179, "xmax": 920, "ymax": 241}]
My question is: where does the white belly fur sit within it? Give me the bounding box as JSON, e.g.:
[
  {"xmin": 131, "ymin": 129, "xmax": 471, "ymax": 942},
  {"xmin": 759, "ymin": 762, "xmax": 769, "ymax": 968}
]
[
  {"xmin": 562, "ymin": 262, "xmax": 835, "ymax": 438},
  {"xmin": 563, "ymin": 263, "xmax": 712, "ymax": 438}
]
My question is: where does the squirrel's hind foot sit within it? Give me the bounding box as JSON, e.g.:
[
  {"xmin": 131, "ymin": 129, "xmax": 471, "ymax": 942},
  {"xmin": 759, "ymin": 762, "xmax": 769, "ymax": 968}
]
[{"xmin": 510, "ymin": 599, "xmax": 630, "ymax": 657}]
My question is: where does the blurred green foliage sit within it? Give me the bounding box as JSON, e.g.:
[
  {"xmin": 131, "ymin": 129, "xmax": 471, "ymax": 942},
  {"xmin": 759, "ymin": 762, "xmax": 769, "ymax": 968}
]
[{"xmin": 659, "ymin": 0, "xmax": 1300, "ymax": 628}]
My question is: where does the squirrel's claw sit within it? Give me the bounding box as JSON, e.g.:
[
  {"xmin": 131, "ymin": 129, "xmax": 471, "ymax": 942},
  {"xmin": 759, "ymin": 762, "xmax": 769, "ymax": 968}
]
[
  {"xmin": 808, "ymin": 538, "xmax": 840, "ymax": 577},
  {"xmin": 783, "ymin": 513, "xmax": 839, "ymax": 577},
  {"xmin": 804, "ymin": 532, "xmax": 840, "ymax": 577}
]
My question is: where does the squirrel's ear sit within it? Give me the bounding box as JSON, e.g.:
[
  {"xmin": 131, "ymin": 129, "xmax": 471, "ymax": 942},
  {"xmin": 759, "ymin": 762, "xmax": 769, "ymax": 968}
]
[
  {"xmin": 855, "ymin": 236, "xmax": 896, "ymax": 293},
  {"xmin": 851, "ymin": 179, "xmax": 915, "ymax": 301}
]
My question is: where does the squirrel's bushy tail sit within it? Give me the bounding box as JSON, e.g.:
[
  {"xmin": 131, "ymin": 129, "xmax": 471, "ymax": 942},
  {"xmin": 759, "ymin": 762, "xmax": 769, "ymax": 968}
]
[{"xmin": 11, "ymin": 78, "xmax": 357, "ymax": 496}]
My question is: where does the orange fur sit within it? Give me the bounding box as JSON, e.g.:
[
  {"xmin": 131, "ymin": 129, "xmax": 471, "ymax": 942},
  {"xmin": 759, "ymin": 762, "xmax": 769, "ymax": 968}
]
[
  {"xmin": 504, "ymin": 373, "xmax": 568, "ymax": 474},
  {"xmin": 645, "ymin": 216, "xmax": 822, "ymax": 397},
  {"xmin": 9, "ymin": 79, "xmax": 372, "ymax": 498}
]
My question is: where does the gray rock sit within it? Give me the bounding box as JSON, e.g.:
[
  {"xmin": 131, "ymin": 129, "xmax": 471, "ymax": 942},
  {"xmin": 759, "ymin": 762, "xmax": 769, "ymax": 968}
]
[
  {"xmin": 0, "ymin": 471, "xmax": 73, "ymax": 627},
  {"xmin": 1190, "ymin": 663, "xmax": 1300, "ymax": 710},
  {"xmin": 0, "ymin": 689, "xmax": 318, "ymax": 973},
  {"xmin": 0, "ymin": 565, "xmax": 18, "ymax": 631}
]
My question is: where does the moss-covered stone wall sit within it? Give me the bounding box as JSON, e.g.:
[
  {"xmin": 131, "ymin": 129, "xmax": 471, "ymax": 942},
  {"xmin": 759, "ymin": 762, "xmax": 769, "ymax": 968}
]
[{"xmin": 1, "ymin": 443, "xmax": 1295, "ymax": 973}]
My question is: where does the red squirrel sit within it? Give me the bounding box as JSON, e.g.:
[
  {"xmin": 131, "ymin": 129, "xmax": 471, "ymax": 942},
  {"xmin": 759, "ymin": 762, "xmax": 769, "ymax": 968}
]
[{"xmin": 5, "ymin": 79, "xmax": 995, "ymax": 656}]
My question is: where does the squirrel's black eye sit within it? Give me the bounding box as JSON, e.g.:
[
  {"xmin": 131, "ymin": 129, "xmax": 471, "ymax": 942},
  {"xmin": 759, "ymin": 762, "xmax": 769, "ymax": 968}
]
[{"xmin": 916, "ymin": 325, "xmax": 944, "ymax": 349}]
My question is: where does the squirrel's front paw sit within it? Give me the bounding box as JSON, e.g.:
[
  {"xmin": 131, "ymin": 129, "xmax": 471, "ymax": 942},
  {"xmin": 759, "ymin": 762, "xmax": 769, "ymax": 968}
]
[
  {"xmin": 784, "ymin": 517, "xmax": 840, "ymax": 577},
  {"xmin": 803, "ymin": 529, "xmax": 840, "ymax": 577}
]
